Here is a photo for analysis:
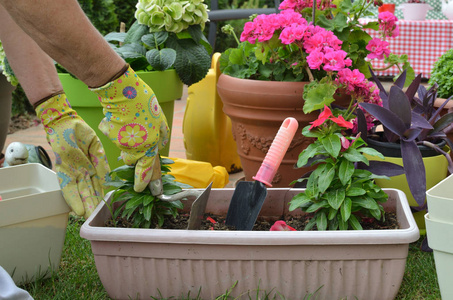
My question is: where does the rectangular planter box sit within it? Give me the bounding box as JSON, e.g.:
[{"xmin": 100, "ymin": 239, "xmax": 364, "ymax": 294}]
[
  {"xmin": 0, "ymin": 164, "xmax": 71, "ymax": 284},
  {"xmin": 81, "ymin": 188, "xmax": 419, "ymax": 300}
]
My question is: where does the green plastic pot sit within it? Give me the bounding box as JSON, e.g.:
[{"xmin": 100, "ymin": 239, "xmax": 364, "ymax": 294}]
[
  {"xmin": 366, "ymin": 139, "xmax": 449, "ymax": 234},
  {"xmin": 58, "ymin": 70, "xmax": 183, "ymax": 170}
]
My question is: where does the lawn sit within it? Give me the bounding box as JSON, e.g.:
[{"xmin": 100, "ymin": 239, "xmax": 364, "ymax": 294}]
[{"xmin": 18, "ymin": 216, "xmax": 441, "ymax": 299}]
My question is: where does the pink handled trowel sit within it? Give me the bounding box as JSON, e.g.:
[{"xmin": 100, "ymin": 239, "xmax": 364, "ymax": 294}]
[{"xmin": 225, "ymin": 117, "xmax": 299, "ymax": 230}]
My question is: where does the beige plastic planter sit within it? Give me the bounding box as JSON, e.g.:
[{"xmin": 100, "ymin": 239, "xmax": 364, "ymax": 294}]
[
  {"xmin": 0, "ymin": 163, "xmax": 70, "ymax": 284},
  {"xmin": 81, "ymin": 188, "xmax": 419, "ymax": 300}
]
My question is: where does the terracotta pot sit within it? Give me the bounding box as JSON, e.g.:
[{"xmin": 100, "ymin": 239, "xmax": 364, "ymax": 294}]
[
  {"xmin": 217, "ymin": 74, "xmax": 351, "ymax": 187},
  {"xmin": 217, "ymin": 74, "xmax": 318, "ymax": 187},
  {"xmin": 80, "ymin": 188, "xmax": 419, "ymax": 300}
]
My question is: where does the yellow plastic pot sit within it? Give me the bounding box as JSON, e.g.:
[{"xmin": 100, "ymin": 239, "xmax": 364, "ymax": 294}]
[{"xmin": 183, "ymin": 53, "xmax": 242, "ymax": 173}]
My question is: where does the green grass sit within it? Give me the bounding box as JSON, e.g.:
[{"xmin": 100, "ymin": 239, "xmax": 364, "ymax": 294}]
[{"xmin": 17, "ymin": 216, "xmax": 441, "ymax": 300}]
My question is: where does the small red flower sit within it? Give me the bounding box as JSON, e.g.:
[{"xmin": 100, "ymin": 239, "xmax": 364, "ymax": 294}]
[
  {"xmin": 309, "ymin": 105, "xmax": 333, "ymax": 129},
  {"xmin": 270, "ymin": 220, "xmax": 297, "ymax": 231},
  {"xmin": 330, "ymin": 115, "xmax": 353, "ymax": 129}
]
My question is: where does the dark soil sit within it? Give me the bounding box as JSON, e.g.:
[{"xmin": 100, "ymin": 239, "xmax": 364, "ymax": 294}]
[
  {"xmin": 8, "ymin": 113, "xmax": 40, "ymax": 134},
  {"xmin": 106, "ymin": 212, "xmax": 399, "ymax": 231}
]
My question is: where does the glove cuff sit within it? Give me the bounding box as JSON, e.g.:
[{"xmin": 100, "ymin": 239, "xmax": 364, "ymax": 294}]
[
  {"xmin": 35, "ymin": 93, "xmax": 77, "ymax": 126},
  {"xmin": 89, "ymin": 64, "xmax": 129, "ymax": 90},
  {"xmin": 32, "ymin": 90, "xmax": 65, "ymax": 110}
]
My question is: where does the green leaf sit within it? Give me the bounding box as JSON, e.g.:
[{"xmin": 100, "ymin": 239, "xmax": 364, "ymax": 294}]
[
  {"xmin": 349, "ymin": 214, "xmax": 363, "ymax": 230},
  {"xmin": 125, "ymin": 195, "xmax": 146, "ymax": 210},
  {"xmin": 143, "ymin": 195, "xmax": 156, "ymax": 206},
  {"xmin": 111, "ymin": 165, "xmax": 135, "ymax": 182},
  {"xmin": 321, "ymin": 134, "xmax": 341, "ymax": 158},
  {"xmin": 328, "ymin": 207, "xmax": 338, "ymax": 220},
  {"xmin": 116, "ymin": 43, "xmax": 146, "ymax": 59},
  {"xmin": 370, "ymin": 207, "xmax": 382, "ymax": 220},
  {"xmin": 341, "ymin": 197, "xmax": 352, "ymax": 221},
  {"xmin": 104, "ymin": 32, "xmax": 127, "ymax": 43},
  {"xmin": 326, "ymin": 189, "xmax": 345, "ymax": 210},
  {"xmin": 304, "ymin": 217, "xmax": 317, "ymax": 231},
  {"xmin": 338, "ymin": 215, "xmax": 348, "ymax": 230},
  {"xmin": 316, "ymin": 212, "xmax": 328, "ymax": 231},
  {"xmin": 318, "ymin": 163, "xmax": 336, "ymax": 193},
  {"xmin": 343, "ymin": 148, "xmax": 369, "ymax": 164},
  {"xmin": 146, "ymin": 48, "xmax": 176, "ymax": 71},
  {"xmin": 346, "ymin": 187, "xmax": 366, "ymax": 196},
  {"xmin": 353, "ymin": 196, "xmax": 380, "ymax": 210},
  {"xmin": 163, "ymin": 183, "xmax": 183, "ymax": 195},
  {"xmin": 359, "ymin": 147, "xmax": 384, "ymax": 159},
  {"xmin": 167, "ymin": 35, "xmax": 210, "ymax": 86},
  {"xmin": 305, "ymin": 200, "xmax": 329, "ymax": 213},
  {"xmin": 303, "ymin": 81, "xmax": 337, "ymax": 114},
  {"xmin": 339, "ymin": 159, "xmax": 354, "ymax": 185},
  {"xmin": 289, "ymin": 193, "xmax": 312, "ymax": 211},
  {"xmin": 124, "ymin": 21, "xmax": 149, "ymax": 44},
  {"xmin": 329, "ymin": 216, "xmax": 339, "ymax": 230},
  {"xmin": 143, "ymin": 204, "xmax": 152, "ymax": 221},
  {"xmin": 142, "ymin": 32, "xmax": 168, "ymax": 48},
  {"xmin": 297, "ymin": 143, "xmax": 323, "ymax": 168}
]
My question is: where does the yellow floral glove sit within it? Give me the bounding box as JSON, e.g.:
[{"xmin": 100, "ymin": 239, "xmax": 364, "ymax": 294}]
[
  {"xmin": 35, "ymin": 93, "xmax": 110, "ymax": 218},
  {"xmin": 90, "ymin": 66, "xmax": 169, "ymax": 192}
]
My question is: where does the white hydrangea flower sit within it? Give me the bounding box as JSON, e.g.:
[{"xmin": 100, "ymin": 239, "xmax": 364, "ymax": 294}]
[
  {"xmin": 135, "ymin": 0, "xmax": 209, "ymax": 33},
  {"xmin": 0, "ymin": 41, "xmax": 19, "ymax": 86}
]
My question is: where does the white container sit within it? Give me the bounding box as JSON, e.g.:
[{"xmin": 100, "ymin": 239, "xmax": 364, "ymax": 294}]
[
  {"xmin": 398, "ymin": 3, "xmax": 433, "ymax": 20},
  {"xmin": 425, "ymin": 214, "xmax": 453, "ymax": 299},
  {"xmin": 0, "ymin": 163, "xmax": 70, "ymax": 284},
  {"xmin": 425, "ymin": 173, "xmax": 453, "ymax": 298},
  {"xmin": 81, "ymin": 188, "xmax": 419, "ymax": 300},
  {"xmin": 426, "ymin": 173, "xmax": 453, "ymax": 223}
]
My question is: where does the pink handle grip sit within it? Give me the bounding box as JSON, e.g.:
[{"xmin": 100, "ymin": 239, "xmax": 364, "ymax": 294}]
[{"xmin": 253, "ymin": 117, "xmax": 299, "ymax": 187}]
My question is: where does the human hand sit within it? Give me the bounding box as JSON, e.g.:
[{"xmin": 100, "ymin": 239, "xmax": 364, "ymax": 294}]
[
  {"xmin": 35, "ymin": 93, "xmax": 110, "ymax": 218},
  {"xmin": 91, "ymin": 66, "xmax": 169, "ymax": 192}
]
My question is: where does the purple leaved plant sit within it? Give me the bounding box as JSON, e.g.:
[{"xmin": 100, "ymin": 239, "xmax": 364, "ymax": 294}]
[{"xmin": 359, "ymin": 69, "xmax": 453, "ymax": 208}]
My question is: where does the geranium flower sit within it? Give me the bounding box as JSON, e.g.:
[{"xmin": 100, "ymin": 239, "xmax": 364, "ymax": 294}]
[
  {"xmin": 270, "ymin": 220, "xmax": 297, "ymax": 231},
  {"xmin": 309, "ymin": 105, "xmax": 333, "ymax": 129},
  {"xmin": 366, "ymin": 38, "xmax": 390, "ymax": 60}
]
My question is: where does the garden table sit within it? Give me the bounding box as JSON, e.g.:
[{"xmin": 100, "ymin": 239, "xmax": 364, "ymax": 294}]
[{"xmin": 361, "ymin": 19, "xmax": 453, "ymax": 78}]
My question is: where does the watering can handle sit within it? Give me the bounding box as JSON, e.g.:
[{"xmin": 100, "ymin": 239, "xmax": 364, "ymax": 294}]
[{"xmin": 252, "ymin": 117, "xmax": 299, "ymax": 187}]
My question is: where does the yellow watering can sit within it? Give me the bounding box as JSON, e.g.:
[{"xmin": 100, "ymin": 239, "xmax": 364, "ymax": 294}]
[{"xmin": 183, "ymin": 53, "xmax": 242, "ymax": 173}]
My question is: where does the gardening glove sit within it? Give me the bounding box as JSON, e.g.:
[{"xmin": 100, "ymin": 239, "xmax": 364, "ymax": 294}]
[
  {"xmin": 35, "ymin": 93, "xmax": 110, "ymax": 218},
  {"xmin": 90, "ymin": 65, "xmax": 169, "ymax": 192}
]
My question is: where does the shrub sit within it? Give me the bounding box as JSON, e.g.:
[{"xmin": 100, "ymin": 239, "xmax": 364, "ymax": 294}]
[{"xmin": 429, "ymin": 48, "xmax": 453, "ymax": 98}]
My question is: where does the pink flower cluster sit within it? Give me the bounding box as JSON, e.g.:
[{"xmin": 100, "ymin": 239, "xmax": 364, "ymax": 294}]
[
  {"xmin": 378, "ymin": 11, "xmax": 399, "ymax": 38},
  {"xmin": 366, "ymin": 12, "xmax": 399, "ymax": 61},
  {"xmin": 241, "ymin": 10, "xmax": 352, "ymax": 73},
  {"xmin": 278, "ymin": 0, "xmax": 336, "ymax": 13},
  {"xmin": 240, "ymin": 10, "xmax": 306, "ymax": 44},
  {"xmin": 336, "ymin": 69, "xmax": 383, "ymax": 131}
]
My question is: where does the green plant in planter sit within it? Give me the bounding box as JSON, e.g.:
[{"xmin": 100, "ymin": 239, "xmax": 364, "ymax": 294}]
[
  {"xmin": 289, "ymin": 106, "xmax": 403, "ymax": 230},
  {"xmin": 428, "ymin": 48, "xmax": 453, "ymax": 99},
  {"xmin": 104, "ymin": 157, "xmax": 191, "ymax": 228},
  {"xmin": 104, "ymin": 0, "xmax": 212, "ymax": 86},
  {"xmin": 359, "ymin": 69, "xmax": 453, "ymax": 208}
]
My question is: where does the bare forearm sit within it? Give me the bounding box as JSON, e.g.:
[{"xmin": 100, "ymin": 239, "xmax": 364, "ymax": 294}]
[{"xmin": 0, "ymin": 0, "xmax": 125, "ymax": 88}]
